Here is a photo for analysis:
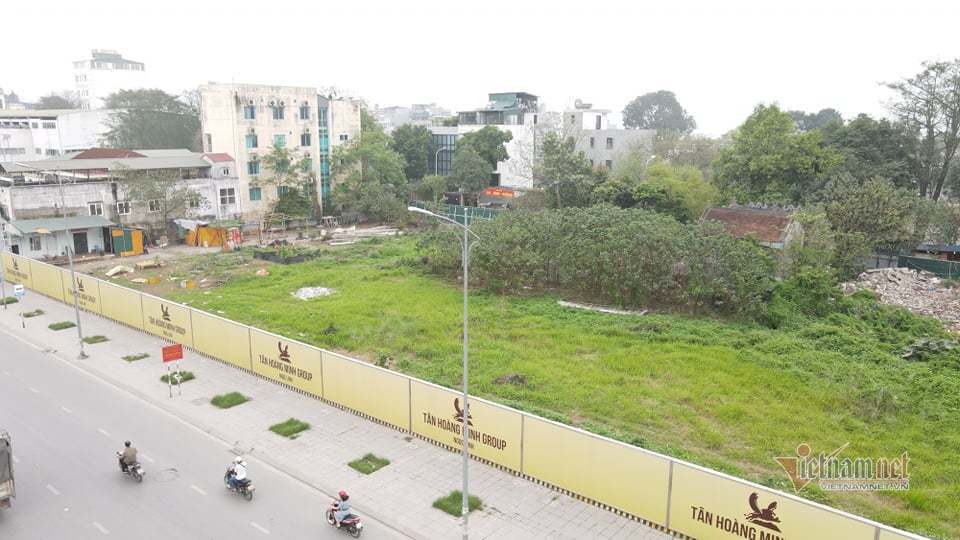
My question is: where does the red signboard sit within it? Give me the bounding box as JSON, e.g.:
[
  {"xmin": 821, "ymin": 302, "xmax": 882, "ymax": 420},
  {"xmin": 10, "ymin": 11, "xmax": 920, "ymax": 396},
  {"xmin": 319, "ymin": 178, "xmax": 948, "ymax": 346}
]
[
  {"xmin": 162, "ymin": 344, "xmax": 183, "ymax": 363},
  {"xmin": 483, "ymin": 187, "xmax": 515, "ymax": 198}
]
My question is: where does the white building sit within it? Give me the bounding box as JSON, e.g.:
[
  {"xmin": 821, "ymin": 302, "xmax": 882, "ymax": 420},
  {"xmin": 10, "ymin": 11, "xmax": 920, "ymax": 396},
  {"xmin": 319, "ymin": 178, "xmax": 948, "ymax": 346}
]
[
  {"xmin": 0, "ymin": 150, "xmax": 242, "ymax": 241},
  {"xmin": 73, "ymin": 49, "xmax": 147, "ymax": 110},
  {"xmin": 4, "ymin": 215, "xmax": 115, "ymax": 259},
  {"xmin": 199, "ymin": 83, "xmax": 361, "ymax": 219},
  {"xmin": 0, "ymin": 109, "xmax": 113, "ymax": 162},
  {"xmin": 563, "ymin": 103, "xmax": 655, "ymax": 171}
]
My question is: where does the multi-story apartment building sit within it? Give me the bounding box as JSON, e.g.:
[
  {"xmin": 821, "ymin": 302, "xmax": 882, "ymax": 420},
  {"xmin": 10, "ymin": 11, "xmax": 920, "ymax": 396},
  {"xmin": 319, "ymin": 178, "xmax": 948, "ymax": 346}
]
[
  {"xmin": 374, "ymin": 103, "xmax": 451, "ymax": 133},
  {"xmin": 199, "ymin": 83, "xmax": 361, "ymax": 219},
  {"xmin": 0, "ymin": 109, "xmax": 113, "ymax": 162},
  {"xmin": 73, "ymin": 49, "xmax": 147, "ymax": 110},
  {"xmin": 563, "ymin": 103, "xmax": 655, "ymax": 171}
]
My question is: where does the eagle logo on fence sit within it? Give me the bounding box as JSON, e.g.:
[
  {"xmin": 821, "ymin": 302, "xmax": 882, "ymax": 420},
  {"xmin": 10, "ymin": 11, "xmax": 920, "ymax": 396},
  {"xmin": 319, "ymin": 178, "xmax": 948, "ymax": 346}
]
[
  {"xmin": 278, "ymin": 342, "xmax": 291, "ymax": 362},
  {"xmin": 76, "ymin": 278, "xmax": 85, "ymax": 292},
  {"xmin": 453, "ymin": 398, "xmax": 473, "ymax": 427},
  {"xmin": 12, "ymin": 259, "xmax": 18, "ymax": 271},
  {"xmin": 744, "ymin": 492, "xmax": 781, "ymax": 532},
  {"xmin": 161, "ymin": 304, "xmax": 171, "ymax": 322}
]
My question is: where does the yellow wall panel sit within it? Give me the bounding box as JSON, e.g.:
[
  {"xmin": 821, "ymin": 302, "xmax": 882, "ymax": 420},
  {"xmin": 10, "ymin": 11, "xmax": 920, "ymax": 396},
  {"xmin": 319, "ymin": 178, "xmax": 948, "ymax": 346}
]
[
  {"xmin": 410, "ymin": 381, "xmax": 521, "ymax": 470},
  {"xmin": 29, "ymin": 260, "xmax": 64, "ymax": 301},
  {"xmin": 60, "ymin": 269, "xmax": 103, "ymax": 314},
  {"xmin": 878, "ymin": 528, "xmax": 924, "ymax": 540},
  {"xmin": 98, "ymin": 281, "xmax": 143, "ymax": 329},
  {"xmin": 669, "ymin": 462, "xmax": 876, "ymax": 540},
  {"xmin": 250, "ymin": 329, "xmax": 322, "ymax": 396},
  {"xmin": 191, "ymin": 309, "xmax": 252, "ymax": 370},
  {"xmin": 322, "ymin": 351, "xmax": 409, "ymax": 430},
  {"xmin": 1, "ymin": 253, "xmax": 33, "ymax": 288},
  {"xmin": 141, "ymin": 294, "xmax": 193, "ymax": 346},
  {"xmin": 523, "ymin": 416, "xmax": 671, "ymax": 526}
]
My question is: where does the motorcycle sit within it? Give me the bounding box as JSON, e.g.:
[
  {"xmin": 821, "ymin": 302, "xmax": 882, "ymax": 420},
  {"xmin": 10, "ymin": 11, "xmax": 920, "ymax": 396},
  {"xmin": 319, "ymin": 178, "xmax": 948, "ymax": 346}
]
[
  {"xmin": 223, "ymin": 467, "xmax": 255, "ymax": 501},
  {"xmin": 326, "ymin": 500, "xmax": 363, "ymax": 538},
  {"xmin": 115, "ymin": 452, "xmax": 144, "ymax": 483}
]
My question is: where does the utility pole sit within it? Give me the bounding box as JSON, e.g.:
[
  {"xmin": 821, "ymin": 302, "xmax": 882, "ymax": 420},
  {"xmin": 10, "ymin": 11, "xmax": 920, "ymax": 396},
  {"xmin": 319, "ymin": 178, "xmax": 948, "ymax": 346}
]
[{"xmin": 56, "ymin": 172, "xmax": 88, "ymax": 359}]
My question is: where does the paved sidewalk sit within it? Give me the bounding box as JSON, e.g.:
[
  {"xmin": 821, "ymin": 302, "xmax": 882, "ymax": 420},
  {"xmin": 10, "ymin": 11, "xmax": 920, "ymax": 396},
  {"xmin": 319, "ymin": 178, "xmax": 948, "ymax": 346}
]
[{"xmin": 0, "ymin": 288, "xmax": 672, "ymax": 540}]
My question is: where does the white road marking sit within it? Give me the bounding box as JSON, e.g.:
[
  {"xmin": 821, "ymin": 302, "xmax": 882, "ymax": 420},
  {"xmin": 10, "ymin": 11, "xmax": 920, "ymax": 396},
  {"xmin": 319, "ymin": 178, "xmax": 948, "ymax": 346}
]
[
  {"xmin": 92, "ymin": 521, "xmax": 110, "ymax": 535},
  {"xmin": 190, "ymin": 485, "xmax": 207, "ymax": 496},
  {"xmin": 250, "ymin": 521, "xmax": 270, "ymax": 535},
  {"xmin": 97, "ymin": 428, "xmax": 110, "ymax": 437},
  {"xmin": 61, "ymin": 406, "xmax": 73, "ymax": 414},
  {"xmin": 46, "ymin": 484, "xmax": 61, "ymax": 496},
  {"xmin": 29, "ymin": 386, "xmax": 39, "ymax": 394},
  {"xmin": 139, "ymin": 454, "xmax": 155, "ymax": 463},
  {"xmin": 0, "ymin": 326, "xmax": 46, "ymax": 352}
]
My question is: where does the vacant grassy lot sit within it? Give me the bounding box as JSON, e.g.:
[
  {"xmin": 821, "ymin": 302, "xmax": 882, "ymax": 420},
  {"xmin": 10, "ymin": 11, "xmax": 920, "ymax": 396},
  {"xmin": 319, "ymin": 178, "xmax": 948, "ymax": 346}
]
[{"xmin": 165, "ymin": 237, "xmax": 959, "ymax": 538}]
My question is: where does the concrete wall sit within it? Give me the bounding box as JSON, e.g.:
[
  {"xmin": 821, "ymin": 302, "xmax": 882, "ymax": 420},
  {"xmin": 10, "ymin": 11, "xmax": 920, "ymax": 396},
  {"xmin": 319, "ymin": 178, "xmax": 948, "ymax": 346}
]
[{"xmin": 574, "ymin": 128, "xmax": 654, "ymax": 171}]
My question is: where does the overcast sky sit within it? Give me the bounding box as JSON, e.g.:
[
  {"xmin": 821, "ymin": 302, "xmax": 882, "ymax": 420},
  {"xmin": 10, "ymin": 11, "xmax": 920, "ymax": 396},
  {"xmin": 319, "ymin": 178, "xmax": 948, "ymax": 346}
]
[{"xmin": 5, "ymin": 0, "xmax": 959, "ymax": 135}]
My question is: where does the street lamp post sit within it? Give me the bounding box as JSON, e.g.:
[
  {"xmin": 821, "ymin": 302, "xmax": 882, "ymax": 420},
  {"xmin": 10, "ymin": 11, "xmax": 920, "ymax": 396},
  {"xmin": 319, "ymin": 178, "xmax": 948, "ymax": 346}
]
[
  {"xmin": 434, "ymin": 146, "xmax": 452, "ymax": 176},
  {"xmin": 408, "ymin": 206, "xmax": 478, "ymax": 540},
  {"xmin": 15, "ymin": 162, "xmax": 87, "ymax": 358}
]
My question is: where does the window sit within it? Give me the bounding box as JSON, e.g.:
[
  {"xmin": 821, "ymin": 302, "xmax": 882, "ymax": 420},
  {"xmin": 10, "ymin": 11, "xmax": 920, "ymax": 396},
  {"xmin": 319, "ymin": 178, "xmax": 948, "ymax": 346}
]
[
  {"xmin": 570, "ymin": 114, "xmax": 575, "ymax": 123},
  {"xmin": 188, "ymin": 196, "xmax": 201, "ymax": 209},
  {"xmin": 245, "ymin": 133, "xmax": 258, "ymax": 149},
  {"xmin": 595, "ymin": 116, "xmax": 602, "ymax": 129},
  {"xmin": 88, "ymin": 202, "xmax": 103, "ymax": 216},
  {"xmin": 35, "ymin": 148, "xmax": 42, "ymax": 155},
  {"xmin": 219, "ymin": 188, "xmax": 236, "ymax": 205},
  {"xmin": 272, "ymin": 105, "xmax": 284, "ymax": 120},
  {"xmin": 605, "ymin": 159, "xmax": 613, "ymax": 169},
  {"xmin": 30, "ymin": 122, "xmax": 38, "ymax": 129},
  {"xmin": 300, "ymin": 133, "xmax": 311, "ymax": 147},
  {"xmin": 29, "ymin": 236, "xmax": 41, "ymax": 251},
  {"xmin": 204, "ymin": 133, "xmax": 212, "ymax": 152},
  {"xmin": 45, "ymin": 149, "xmax": 58, "ymax": 156},
  {"xmin": 117, "ymin": 201, "xmax": 131, "ymax": 215},
  {"xmin": 42, "ymin": 121, "xmax": 56, "ymax": 129},
  {"xmin": 318, "ymin": 108, "xmax": 328, "ymax": 127},
  {"xmin": 606, "ymin": 137, "xmax": 614, "ymax": 149},
  {"xmin": 243, "ymin": 105, "xmax": 256, "ymax": 119},
  {"xmin": 339, "ymin": 133, "xmax": 349, "ymax": 142},
  {"xmin": 589, "ymin": 137, "xmax": 595, "ymax": 148},
  {"xmin": 148, "ymin": 200, "xmax": 162, "ymax": 213},
  {"xmin": 247, "ymin": 160, "xmax": 260, "ymax": 175},
  {"xmin": 273, "ymin": 134, "xmax": 286, "ymax": 148},
  {"xmin": 299, "ymin": 104, "xmax": 310, "ymax": 120},
  {"xmin": 249, "ymin": 187, "xmax": 262, "ymax": 201},
  {"xmin": 221, "ymin": 167, "xmax": 230, "ymax": 176},
  {"xmin": 277, "ymin": 185, "xmax": 290, "ymax": 196}
]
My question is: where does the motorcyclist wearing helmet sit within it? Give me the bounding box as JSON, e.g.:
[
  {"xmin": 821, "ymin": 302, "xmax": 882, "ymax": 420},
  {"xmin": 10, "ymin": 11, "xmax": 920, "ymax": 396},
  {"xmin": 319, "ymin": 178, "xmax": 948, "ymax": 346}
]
[
  {"xmin": 334, "ymin": 490, "xmax": 351, "ymax": 528},
  {"xmin": 119, "ymin": 441, "xmax": 138, "ymax": 472},
  {"xmin": 228, "ymin": 456, "xmax": 247, "ymax": 490}
]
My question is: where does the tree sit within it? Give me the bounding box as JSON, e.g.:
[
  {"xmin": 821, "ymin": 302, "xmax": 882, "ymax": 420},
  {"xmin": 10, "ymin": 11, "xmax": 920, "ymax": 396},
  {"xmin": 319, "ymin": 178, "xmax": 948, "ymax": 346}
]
[
  {"xmin": 102, "ymin": 89, "xmax": 200, "ymax": 150},
  {"xmin": 448, "ymin": 147, "xmax": 491, "ymax": 198},
  {"xmin": 114, "ymin": 167, "xmax": 204, "ymax": 233},
  {"xmin": 390, "ymin": 124, "xmax": 433, "ymax": 181},
  {"xmin": 457, "ymin": 126, "xmax": 512, "ymax": 170},
  {"xmin": 886, "ymin": 59, "xmax": 960, "ymax": 200},
  {"xmin": 331, "ymin": 113, "xmax": 408, "ymax": 220},
  {"xmin": 713, "ymin": 104, "xmax": 842, "ymax": 203},
  {"xmin": 622, "ymin": 90, "xmax": 696, "ymax": 133},
  {"xmin": 821, "ymin": 114, "xmax": 919, "ymax": 189},
  {"xmin": 415, "ymin": 175, "xmax": 448, "ymax": 204},
  {"xmin": 36, "ymin": 93, "xmax": 79, "ymax": 109},
  {"xmin": 535, "ymin": 132, "xmax": 594, "ymax": 208},
  {"xmin": 259, "ymin": 143, "xmax": 317, "ymax": 217},
  {"xmin": 652, "ymin": 131, "xmax": 720, "ymax": 180},
  {"xmin": 788, "ymin": 108, "xmax": 843, "ymax": 131},
  {"xmin": 635, "ymin": 160, "xmax": 717, "ymax": 222},
  {"xmin": 927, "ymin": 203, "xmax": 960, "ymax": 245},
  {"xmin": 819, "ymin": 175, "xmax": 923, "ymax": 253}
]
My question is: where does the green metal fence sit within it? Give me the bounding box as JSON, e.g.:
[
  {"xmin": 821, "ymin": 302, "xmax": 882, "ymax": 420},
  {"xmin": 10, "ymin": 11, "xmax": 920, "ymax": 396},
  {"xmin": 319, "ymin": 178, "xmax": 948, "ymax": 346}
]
[
  {"xmin": 409, "ymin": 201, "xmax": 504, "ymax": 225},
  {"xmin": 898, "ymin": 255, "xmax": 959, "ymax": 278}
]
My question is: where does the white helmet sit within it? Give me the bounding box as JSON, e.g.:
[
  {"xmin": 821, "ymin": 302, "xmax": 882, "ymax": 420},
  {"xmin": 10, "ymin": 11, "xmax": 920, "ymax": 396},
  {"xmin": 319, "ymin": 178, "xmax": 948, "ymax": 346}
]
[{"xmin": 234, "ymin": 456, "xmax": 243, "ymax": 464}]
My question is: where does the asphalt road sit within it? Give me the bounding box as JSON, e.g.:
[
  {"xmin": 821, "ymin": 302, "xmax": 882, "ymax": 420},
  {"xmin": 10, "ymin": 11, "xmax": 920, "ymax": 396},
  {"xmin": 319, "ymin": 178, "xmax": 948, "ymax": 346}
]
[{"xmin": 0, "ymin": 329, "xmax": 406, "ymax": 540}]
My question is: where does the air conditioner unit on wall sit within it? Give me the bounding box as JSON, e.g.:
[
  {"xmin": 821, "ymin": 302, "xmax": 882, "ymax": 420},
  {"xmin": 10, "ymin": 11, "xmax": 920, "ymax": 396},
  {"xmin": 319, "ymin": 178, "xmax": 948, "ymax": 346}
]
[
  {"xmin": 279, "ymin": 100, "xmax": 285, "ymax": 107},
  {"xmin": 269, "ymin": 100, "xmax": 276, "ymax": 107}
]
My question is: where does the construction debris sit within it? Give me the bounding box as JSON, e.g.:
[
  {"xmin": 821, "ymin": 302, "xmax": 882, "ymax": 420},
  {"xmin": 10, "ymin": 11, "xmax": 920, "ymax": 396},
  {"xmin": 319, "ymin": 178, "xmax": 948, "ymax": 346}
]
[
  {"xmin": 255, "ymin": 269, "xmax": 270, "ymax": 277},
  {"xmin": 558, "ymin": 300, "xmax": 648, "ymax": 316},
  {"xmin": 105, "ymin": 265, "xmax": 134, "ymax": 277},
  {"xmin": 327, "ymin": 225, "xmax": 400, "ymax": 244},
  {"xmin": 842, "ymin": 267, "xmax": 960, "ymax": 333},
  {"xmin": 292, "ymin": 287, "xmax": 334, "ymax": 300},
  {"xmin": 135, "ymin": 258, "xmax": 162, "ymax": 270}
]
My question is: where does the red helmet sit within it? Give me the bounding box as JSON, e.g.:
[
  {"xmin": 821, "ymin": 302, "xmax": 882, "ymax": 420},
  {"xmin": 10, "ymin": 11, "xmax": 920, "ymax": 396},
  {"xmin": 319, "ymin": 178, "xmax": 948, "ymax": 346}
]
[{"xmin": 338, "ymin": 490, "xmax": 349, "ymax": 500}]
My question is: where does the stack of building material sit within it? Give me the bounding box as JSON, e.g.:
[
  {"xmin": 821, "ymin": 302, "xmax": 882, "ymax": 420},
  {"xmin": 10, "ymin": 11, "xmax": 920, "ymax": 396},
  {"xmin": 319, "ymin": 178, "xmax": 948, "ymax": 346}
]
[{"xmin": 842, "ymin": 267, "xmax": 960, "ymax": 332}]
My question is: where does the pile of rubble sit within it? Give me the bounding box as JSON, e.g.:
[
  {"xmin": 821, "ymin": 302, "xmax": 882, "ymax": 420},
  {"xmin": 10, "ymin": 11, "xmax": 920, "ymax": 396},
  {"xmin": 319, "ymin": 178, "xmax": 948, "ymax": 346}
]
[
  {"xmin": 841, "ymin": 267, "xmax": 960, "ymax": 333},
  {"xmin": 326, "ymin": 225, "xmax": 400, "ymax": 245}
]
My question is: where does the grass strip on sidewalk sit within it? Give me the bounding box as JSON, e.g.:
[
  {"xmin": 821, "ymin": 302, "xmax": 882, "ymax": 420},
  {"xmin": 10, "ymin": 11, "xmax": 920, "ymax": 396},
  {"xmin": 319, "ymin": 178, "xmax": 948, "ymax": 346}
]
[
  {"xmin": 433, "ymin": 491, "xmax": 482, "ymax": 516},
  {"xmin": 348, "ymin": 453, "xmax": 390, "ymax": 475},
  {"xmin": 160, "ymin": 371, "xmax": 195, "ymax": 384},
  {"xmin": 211, "ymin": 392, "xmax": 249, "ymax": 409},
  {"xmin": 122, "ymin": 353, "xmax": 150, "ymax": 362},
  {"xmin": 48, "ymin": 321, "xmax": 76, "ymax": 330},
  {"xmin": 0, "ymin": 297, "xmax": 17, "ymax": 306},
  {"xmin": 82, "ymin": 335, "xmax": 109, "ymax": 344},
  {"xmin": 269, "ymin": 418, "xmax": 310, "ymax": 439},
  {"xmin": 23, "ymin": 309, "xmax": 44, "ymax": 318}
]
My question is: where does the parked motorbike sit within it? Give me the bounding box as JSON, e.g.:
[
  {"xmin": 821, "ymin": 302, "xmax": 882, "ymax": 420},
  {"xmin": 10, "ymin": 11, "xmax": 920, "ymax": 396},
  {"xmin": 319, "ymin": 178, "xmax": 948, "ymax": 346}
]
[
  {"xmin": 326, "ymin": 500, "xmax": 363, "ymax": 538},
  {"xmin": 115, "ymin": 452, "xmax": 144, "ymax": 483},
  {"xmin": 223, "ymin": 467, "xmax": 255, "ymax": 501}
]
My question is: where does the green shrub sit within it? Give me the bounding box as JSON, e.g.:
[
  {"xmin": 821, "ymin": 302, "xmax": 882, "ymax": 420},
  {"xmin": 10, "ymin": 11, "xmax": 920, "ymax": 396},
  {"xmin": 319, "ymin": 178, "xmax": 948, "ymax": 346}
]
[
  {"xmin": 432, "ymin": 491, "xmax": 482, "ymax": 516},
  {"xmin": 48, "ymin": 321, "xmax": 76, "ymax": 330},
  {"xmin": 211, "ymin": 392, "xmax": 250, "ymax": 409},
  {"xmin": 269, "ymin": 418, "xmax": 310, "ymax": 438},
  {"xmin": 348, "ymin": 453, "xmax": 390, "ymax": 474}
]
